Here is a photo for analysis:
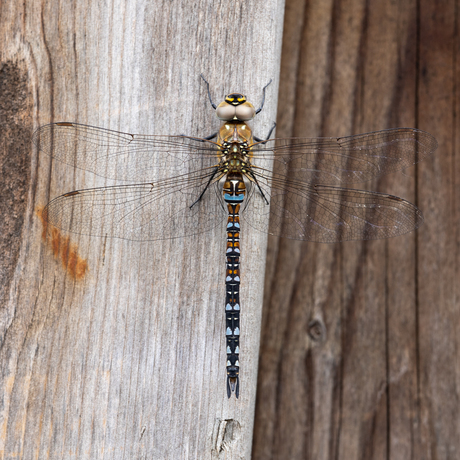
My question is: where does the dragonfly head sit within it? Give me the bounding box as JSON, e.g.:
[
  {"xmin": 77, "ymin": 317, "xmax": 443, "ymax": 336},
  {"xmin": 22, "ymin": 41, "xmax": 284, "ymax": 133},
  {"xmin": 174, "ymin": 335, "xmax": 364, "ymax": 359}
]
[{"xmin": 216, "ymin": 93, "xmax": 256, "ymax": 122}]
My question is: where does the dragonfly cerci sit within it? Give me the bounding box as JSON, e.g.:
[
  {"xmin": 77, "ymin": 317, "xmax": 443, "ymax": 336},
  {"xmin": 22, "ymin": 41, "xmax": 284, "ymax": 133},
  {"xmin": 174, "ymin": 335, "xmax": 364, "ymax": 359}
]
[{"xmin": 33, "ymin": 76, "xmax": 437, "ymax": 398}]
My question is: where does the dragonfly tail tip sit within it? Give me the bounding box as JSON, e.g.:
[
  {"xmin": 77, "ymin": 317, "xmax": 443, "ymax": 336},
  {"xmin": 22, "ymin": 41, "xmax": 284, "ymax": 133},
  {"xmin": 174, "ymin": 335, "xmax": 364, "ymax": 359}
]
[{"xmin": 227, "ymin": 376, "xmax": 240, "ymax": 398}]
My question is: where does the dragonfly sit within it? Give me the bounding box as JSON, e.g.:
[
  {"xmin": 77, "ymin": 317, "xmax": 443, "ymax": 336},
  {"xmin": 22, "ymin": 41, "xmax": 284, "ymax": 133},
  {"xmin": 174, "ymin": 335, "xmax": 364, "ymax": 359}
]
[{"xmin": 33, "ymin": 76, "xmax": 438, "ymax": 398}]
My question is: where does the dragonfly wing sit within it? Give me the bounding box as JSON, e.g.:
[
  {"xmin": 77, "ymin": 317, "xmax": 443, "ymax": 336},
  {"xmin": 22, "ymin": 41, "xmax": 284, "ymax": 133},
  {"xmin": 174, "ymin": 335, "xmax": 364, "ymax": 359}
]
[
  {"xmin": 33, "ymin": 123, "xmax": 219, "ymax": 182},
  {"xmin": 250, "ymin": 128, "xmax": 437, "ymax": 185},
  {"xmin": 241, "ymin": 172, "xmax": 423, "ymax": 242},
  {"xmin": 43, "ymin": 169, "xmax": 227, "ymax": 241}
]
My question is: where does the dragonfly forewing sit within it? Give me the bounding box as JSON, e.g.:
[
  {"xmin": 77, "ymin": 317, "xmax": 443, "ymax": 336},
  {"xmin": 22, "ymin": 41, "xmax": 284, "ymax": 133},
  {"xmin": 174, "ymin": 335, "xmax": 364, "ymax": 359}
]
[
  {"xmin": 33, "ymin": 122, "xmax": 220, "ymax": 182},
  {"xmin": 251, "ymin": 128, "xmax": 437, "ymax": 185}
]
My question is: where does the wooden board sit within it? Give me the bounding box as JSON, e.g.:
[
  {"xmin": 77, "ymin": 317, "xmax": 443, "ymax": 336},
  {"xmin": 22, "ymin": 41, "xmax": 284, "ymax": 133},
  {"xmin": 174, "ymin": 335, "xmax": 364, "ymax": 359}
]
[
  {"xmin": 253, "ymin": 0, "xmax": 460, "ymax": 459},
  {"xmin": 0, "ymin": 1, "xmax": 285, "ymax": 458}
]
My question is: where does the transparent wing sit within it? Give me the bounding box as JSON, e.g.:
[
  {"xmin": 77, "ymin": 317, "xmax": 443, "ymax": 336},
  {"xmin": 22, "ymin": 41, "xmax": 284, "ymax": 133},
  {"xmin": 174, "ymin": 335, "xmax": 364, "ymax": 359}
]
[
  {"xmin": 241, "ymin": 169, "xmax": 423, "ymax": 242},
  {"xmin": 33, "ymin": 122, "xmax": 219, "ymax": 182},
  {"xmin": 36, "ymin": 123, "xmax": 435, "ymax": 243},
  {"xmin": 34, "ymin": 124, "xmax": 437, "ymax": 186},
  {"xmin": 43, "ymin": 168, "xmax": 227, "ymax": 241},
  {"xmin": 250, "ymin": 128, "xmax": 437, "ymax": 185}
]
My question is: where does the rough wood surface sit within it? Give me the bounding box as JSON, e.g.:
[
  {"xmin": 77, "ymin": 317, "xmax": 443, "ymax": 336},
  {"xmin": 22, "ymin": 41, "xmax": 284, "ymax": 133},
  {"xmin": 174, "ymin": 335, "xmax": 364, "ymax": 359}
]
[
  {"xmin": 0, "ymin": 1, "xmax": 284, "ymax": 459},
  {"xmin": 253, "ymin": 1, "xmax": 459, "ymax": 459}
]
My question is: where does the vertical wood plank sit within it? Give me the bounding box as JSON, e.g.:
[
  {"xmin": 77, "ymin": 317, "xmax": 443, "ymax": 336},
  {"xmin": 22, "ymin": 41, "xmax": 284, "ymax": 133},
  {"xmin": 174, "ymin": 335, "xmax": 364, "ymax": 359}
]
[
  {"xmin": 0, "ymin": 1, "xmax": 285, "ymax": 458},
  {"xmin": 254, "ymin": 0, "xmax": 459, "ymax": 459},
  {"xmin": 417, "ymin": 1, "xmax": 459, "ymax": 458}
]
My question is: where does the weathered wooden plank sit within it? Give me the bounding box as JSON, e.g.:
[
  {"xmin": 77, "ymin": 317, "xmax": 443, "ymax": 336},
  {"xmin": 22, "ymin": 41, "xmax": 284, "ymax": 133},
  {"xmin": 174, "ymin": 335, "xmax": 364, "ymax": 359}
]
[
  {"xmin": 0, "ymin": 1, "xmax": 284, "ymax": 458},
  {"xmin": 254, "ymin": 0, "xmax": 459, "ymax": 459},
  {"xmin": 416, "ymin": 0, "xmax": 459, "ymax": 457}
]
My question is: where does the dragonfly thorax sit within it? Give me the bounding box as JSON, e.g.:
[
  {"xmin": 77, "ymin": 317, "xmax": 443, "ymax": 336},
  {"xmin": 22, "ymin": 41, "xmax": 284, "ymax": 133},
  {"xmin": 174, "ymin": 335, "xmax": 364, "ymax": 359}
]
[
  {"xmin": 218, "ymin": 123, "xmax": 253, "ymax": 174},
  {"xmin": 223, "ymin": 158, "xmax": 246, "ymax": 174},
  {"xmin": 218, "ymin": 122, "xmax": 253, "ymax": 146}
]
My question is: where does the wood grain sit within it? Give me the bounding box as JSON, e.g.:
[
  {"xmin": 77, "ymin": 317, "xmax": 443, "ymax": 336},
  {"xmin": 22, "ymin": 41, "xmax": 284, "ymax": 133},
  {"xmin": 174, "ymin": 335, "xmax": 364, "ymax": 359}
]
[
  {"xmin": 253, "ymin": 1, "xmax": 459, "ymax": 459},
  {"xmin": 0, "ymin": 1, "xmax": 284, "ymax": 458}
]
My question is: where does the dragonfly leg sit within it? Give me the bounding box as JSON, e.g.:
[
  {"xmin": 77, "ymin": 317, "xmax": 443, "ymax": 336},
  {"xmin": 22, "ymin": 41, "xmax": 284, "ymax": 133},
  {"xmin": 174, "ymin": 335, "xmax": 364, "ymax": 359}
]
[
  {"xmin": 254, "ymin": 122, "xmax": 276, "ymax": 143},
  {"xmin": 255, "ymin": 79, "xmax": 273, "ymax": 114},
  {"xmin": 177, "ymin": 132, "xmax": 218, "ymax": 141},
  {"xmin": 189, "ymin": 167, "xmax": 219, "ymax": 209},
  {"xmin": 247, "ymin": 170, "xmax": 270, "ymax": 205},
  {"xmin": 203, "ymin": 132, "xmax": 218, "ymax": 140},
  {"xmin": 200, "ymin": 74, "xmax": 217, "ymax": 109}
]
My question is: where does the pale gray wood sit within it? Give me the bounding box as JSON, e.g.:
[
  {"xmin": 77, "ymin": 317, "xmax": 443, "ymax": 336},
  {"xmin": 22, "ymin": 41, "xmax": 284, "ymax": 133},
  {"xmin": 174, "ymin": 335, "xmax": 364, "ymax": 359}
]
[{"xmin": 0, "ymin": 1, "xmax": 285, "ymax": 458}]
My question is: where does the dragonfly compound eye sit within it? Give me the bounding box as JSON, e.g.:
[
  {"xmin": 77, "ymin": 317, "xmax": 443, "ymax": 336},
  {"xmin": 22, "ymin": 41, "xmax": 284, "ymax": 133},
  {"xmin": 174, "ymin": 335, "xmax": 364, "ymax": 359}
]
[
  {"xmin": 235, "ymin": 102, "xmax": 255, "ymax": 121},
  {"xmin": 216, "ymin": 102, "xmax": 236, "ymax": 121}
]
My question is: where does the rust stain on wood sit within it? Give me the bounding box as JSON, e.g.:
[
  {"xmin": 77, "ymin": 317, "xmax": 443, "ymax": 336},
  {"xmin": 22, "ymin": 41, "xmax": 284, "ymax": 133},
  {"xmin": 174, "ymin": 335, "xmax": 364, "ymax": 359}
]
[{"xmin": 36, "ymin": 206, "xmax": 88, "ymax": 280}]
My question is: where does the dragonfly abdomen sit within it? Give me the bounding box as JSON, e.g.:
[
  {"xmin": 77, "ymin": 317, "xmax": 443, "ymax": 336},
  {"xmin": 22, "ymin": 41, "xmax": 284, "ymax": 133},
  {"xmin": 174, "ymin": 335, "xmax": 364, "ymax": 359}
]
[{"xmin": 223, "ymin": 173, "xmax": 246, "ymax": 398}]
